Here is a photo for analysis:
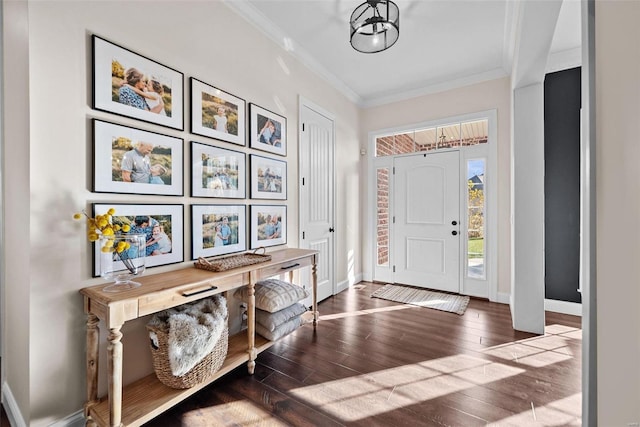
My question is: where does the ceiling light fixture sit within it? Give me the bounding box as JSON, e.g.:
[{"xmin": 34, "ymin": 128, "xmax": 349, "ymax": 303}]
[{"xmin": 350, "ymin": 0, "xmax": 399, "ymax": 54}]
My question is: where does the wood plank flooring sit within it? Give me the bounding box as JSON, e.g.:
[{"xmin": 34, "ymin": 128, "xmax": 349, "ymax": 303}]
[{"xmin": 143, "ymin": 282, "xmax": 581, "ymax": 426}]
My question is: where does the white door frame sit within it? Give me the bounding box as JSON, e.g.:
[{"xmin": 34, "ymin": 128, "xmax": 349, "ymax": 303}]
[
  {"xmin": 298, "ymin": 95, "xmax": 337, "ymax": 298},
  {"xmin": 366, "ymin": 110, "xmax": 498, "ymax": 301}
]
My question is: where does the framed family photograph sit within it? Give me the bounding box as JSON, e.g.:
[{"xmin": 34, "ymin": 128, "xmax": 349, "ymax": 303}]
[
  {"xmin": 250, "ymin": 155, "xmax": 287, "ymax": 200},
  {"xmin": 93, "ymin": 119, "xmax": 183, "ymax": 196},
  {"xmin": 249, "ymin": 103, "xmax": 286, "ymax": 156},
  {"xmin": 92, "ymin": 203, "xmax": 184, "ymax": 276},
  {"xmin": 191, "ymin": 142, "xmax": 246, "ymax": 198},
  {"xmin": 92, "ymin": 35, "xmax": 184, "ymax": 130},
  {"xmin": 191, "ymin": 204, "xmax": 246, "ymax": 259},
  {"xmin": 191, "ymin": 78, "xmax": 246, "ymax": 146},
  {"xmin": 250, "ymin": 205, "xmax": 287, "ymax": 249}
]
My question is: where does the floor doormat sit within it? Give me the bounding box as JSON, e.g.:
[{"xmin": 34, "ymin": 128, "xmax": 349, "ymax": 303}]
[{"xmin": 371, "ymin": 284, "xmax": 470, "ymax": 315}]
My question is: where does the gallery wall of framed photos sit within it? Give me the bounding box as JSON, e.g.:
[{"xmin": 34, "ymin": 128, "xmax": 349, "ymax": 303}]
[{"xmin": 90, "ymin": 33, "xmax": 290, "ymax": 272}]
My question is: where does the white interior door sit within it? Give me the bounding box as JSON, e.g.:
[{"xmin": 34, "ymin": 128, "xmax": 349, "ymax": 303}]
[
  {"xmin": 393, "ymin": 151, "xmax": 460, "ymax": 292},
  {"xmin": 299, "ymin": 101, "xmax": 335, "ymax": 303}
]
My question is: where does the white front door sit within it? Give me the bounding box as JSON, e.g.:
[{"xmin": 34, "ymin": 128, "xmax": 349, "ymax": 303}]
[
  {"xmin": 393, "ymin": 151, "xmax": 460, "ymax": 292},
  {"xmin": 299, "ymin": 101, "xmax": 335, "ymax": 302}
]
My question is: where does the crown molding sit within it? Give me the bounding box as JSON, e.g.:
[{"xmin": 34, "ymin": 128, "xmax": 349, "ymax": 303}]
[
  {"xmin": 223, "ymin": 0, "xmax": 362, "ymax": 105},
  {"xmin": 359, "ymin": 67, "xmax": 509, "ymax": 108}
]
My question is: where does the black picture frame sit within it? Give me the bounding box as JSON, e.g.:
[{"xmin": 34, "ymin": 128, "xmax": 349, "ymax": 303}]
[
  {"xmin": 250, "ymin": 154, "xmax": 287, "ymax": 200},
  {"xmin": 191, "ymin": 204, "xmax": 247, "ymax": 259},
  {"xmin": 249, "ymin": 103, "xmax": 287, "ymax": 156},
  {"xmin": 190, "ymin": 77, "xmax": 246, "ymax": 146},
  {"xmin": 92, "ymin": 203, "xmax": 184, "ymax": 276},
  {"xmin": 92, "ymin": 35, "xmax": 184, "ymax": 130},
  {"xmin": 250, "ymin": 205, "xmax": 287, "ymax": 249},
  {"xmin": 190, "ymin": 141, "xmax": 246, "ymax": 198},
  {"xmin": 93, "ymin": 119, "xmax": 184, "ymax": 196}
]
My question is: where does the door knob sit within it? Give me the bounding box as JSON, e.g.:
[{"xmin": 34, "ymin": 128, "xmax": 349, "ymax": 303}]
[
  {"xmin": 452, "ymin": 230, "xmax": 458, "ymax": 236},
  {"xmin": 329, "ymin": 227, "xmax": 335, "ymax": 233},
  {"xmin": 451, "ymin": 220, "xmax": 458, "ymax": 226}
]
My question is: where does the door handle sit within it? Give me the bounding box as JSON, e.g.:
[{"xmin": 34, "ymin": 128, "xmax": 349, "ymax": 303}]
[
  {"xmin": 452, "ymin": 230, "xmax": 458, "ymax": 236},
  {"xmin": 329, "ymin": 227, "xmax": 335, "ymax": 233}
]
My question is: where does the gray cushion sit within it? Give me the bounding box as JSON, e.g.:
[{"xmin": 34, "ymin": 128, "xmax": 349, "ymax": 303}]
[
  {"xmin": 255, "ymin": 314, "xmax": 303, "ymax": 341},
  {"xmin": 234, "ymin": 279, "xmax": 309, "ymax": 313},
  {"xmin": 256, "ymin": 302, "xmax": 307, "ymax": 332}
]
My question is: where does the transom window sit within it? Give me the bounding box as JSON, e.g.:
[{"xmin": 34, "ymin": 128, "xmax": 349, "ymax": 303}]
[{"xmin": 375, "ymin": 119, "xmax": 488, "ymax": 157}]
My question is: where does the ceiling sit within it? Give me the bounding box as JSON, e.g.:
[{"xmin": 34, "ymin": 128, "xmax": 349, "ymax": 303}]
[{"xmin": 226, "ymin": 0, "xmax": 581, "ymax": 107}]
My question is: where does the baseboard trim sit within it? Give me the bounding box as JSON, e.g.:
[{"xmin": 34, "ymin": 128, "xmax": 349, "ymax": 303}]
[
  {"xmin": 337, "ymin": 273, "xmax": 362, "ymax": 294},
  {"xmin": 2, "ymin": 382, "xmax": 26, "ymax": 427},
  {"xmin": 49, "ymin": 410, "xmax": 85, "ymax": 427},
  {"xmin": 496, "ymin": 292, "xmax": 511, "ymax": 305},
  {"xmin": 544, "ymin": 298, "xmax": 582, "ymax": 317}
]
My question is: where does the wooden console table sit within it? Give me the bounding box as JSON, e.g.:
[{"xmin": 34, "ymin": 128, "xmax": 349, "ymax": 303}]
[{"xmin": 80, "ymin": 248, "xmax": 319, "ymax": 427}]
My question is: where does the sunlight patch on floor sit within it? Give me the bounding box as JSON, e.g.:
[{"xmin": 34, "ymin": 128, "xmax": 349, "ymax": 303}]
[
  {"xmin": 482, "ymin": 323, "xmax": 581, "ymax": 367},
  {"xmin": 545, "ymin": 324, "xmax": 580, "ymax": 335},
  {"xmin": 516, "ymin": 348, "xmax": 572, "ymax": 368},
  {"xmin": 289, "ymin": 354, "xmax": 525, "ymax": 422},
  {"xmin": 319, "ymin": 304, "xmax": 412, "ymax": 321},
  {"xmin": 486, "ymin": 393, "xmax": 582, "ymax": 426},
  {"xmin": 182, "ymin": 400, "xmax": 290, "ymax": 426}
]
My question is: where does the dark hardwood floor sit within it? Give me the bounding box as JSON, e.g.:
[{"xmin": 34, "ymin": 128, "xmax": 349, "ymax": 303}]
[
  {"xmin": 1, "ymin": 359, "xmax": 8, "ymax": 427},
  {"xmin": 143, "ymin": 281, "xmax": 581, "ymax": 426}
]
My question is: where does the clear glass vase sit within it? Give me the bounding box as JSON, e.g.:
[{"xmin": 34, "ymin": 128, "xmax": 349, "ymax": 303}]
[{"xmin": 99, "ymin": 233, "xmax": 146, "ymax": 292}]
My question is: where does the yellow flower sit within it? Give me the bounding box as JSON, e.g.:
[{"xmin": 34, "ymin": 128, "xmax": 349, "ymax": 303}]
[{"xmin": 73, "ymin": 208, "xmax": 133, "ymax": 249}]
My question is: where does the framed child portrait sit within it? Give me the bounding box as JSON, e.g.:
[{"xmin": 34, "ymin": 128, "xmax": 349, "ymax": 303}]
[
  {"xmin": 92, "ymin": 35, "xmax": 184, "ymax": 130},
  {"xmin": 191, "ymin": 142, "xmax": 246, "ymax": 198},
  {"xmin": 92, "ymin": 203, "xmax": 184, "ymax": 276},
  {"xmin": 250, "ymin": 205, "xmax": 287, "ymax": 249},
  {"xmin": 250, "ymin": 154, "xmax": 287, "ymax": 200},
  {"xmin": 191, "ymin": 204, "xmax": 247, "ymax": 259},
  {"xmin": 249, "ymin": 103, "xmax": 287, "ymax": 156},
  {"xmin": 93, "ymin": 119, "xmax": 184, "ymax": 196},
  {"xmin": 191, "ymin": 78, "xmax": 246, "ymax": 146}
]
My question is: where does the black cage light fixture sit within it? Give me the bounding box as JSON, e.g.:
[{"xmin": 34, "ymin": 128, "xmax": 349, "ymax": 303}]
[{"xmin": 350, "ymin": 0, "xmax": 400, "ymax": 54}]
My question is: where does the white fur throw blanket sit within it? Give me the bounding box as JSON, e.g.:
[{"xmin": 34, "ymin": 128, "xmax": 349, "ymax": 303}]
[{"xmin": 147, "ymin": 295, "xmax": 228, "ymax": 377}]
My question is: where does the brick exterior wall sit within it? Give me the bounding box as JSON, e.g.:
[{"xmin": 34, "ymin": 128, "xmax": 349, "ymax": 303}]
[{"xmin": 376, "ymin": 168, "xmax": 389, "ymax": 266}]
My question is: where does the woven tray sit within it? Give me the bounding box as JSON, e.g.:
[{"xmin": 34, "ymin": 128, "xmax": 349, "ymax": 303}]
[
  {"xmin": 194, "ymin": 248, "xmax": 271, "ymax": 272},
  {"xmin": 146, "ymin": 320, "xmax": 228, "ymax": 389}
]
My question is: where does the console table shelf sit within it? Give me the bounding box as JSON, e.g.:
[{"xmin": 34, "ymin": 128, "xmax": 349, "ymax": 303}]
[{"xmin": 80, "ymin": 248, "xmax": 318, "ymax": 427}]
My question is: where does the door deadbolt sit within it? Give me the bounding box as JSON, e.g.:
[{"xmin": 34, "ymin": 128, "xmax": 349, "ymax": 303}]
[{"xmin": 451, "ymin": 220, "xmax": 458, "ymax": 226}]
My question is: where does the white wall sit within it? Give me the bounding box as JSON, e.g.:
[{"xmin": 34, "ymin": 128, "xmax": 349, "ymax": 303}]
[
  {"xmin": 360, "ymin": 77, "xmax": 512, "ymax": 295},
  {"xmin": 2, "ymin": 1, "xmax": 360, "ymax": 424},
  {"xmin": 1, "ymin": 0, "xmax": 31, "ymax": 423},
  {"xmin": 595, "ymin": 2, "xmax": 640, "ymax": 424}
]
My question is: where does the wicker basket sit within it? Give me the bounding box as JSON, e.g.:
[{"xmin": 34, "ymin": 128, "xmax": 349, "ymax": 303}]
[
  {"xmin": 194, "ymin": 247, "xmax": 271, "ymax": 272},
  {"xmin": 146, "ymin": 317, "xmax": 229, "ymax": 389}
]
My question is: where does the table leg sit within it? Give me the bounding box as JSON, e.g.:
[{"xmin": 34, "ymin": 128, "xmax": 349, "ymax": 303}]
[
  {"xmin": 107, "ymin": 326, "xmax": 124, "ymax": 427},
  {"xmin": 84, "ymin": 313, "xmax": 99, "ymax": 427},
  {"xmin": 246, "ymin": 272, "xmax": 256, "ymax": 374},
  {"xmin": 312, "ymin": 256, "xmax": 318, "ymax": 326}
]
